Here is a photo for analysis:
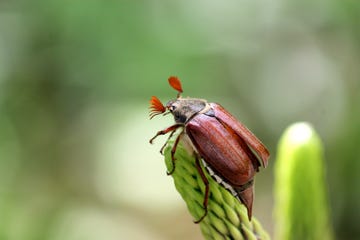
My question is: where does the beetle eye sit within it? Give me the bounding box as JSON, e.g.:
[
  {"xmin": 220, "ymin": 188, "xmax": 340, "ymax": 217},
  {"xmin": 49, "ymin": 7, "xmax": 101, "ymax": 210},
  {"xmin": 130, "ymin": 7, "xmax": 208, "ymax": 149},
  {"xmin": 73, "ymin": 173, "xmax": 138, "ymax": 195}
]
[{"xmin": 169, "ymin": 105, "xmax": 176, "ymax": 112}]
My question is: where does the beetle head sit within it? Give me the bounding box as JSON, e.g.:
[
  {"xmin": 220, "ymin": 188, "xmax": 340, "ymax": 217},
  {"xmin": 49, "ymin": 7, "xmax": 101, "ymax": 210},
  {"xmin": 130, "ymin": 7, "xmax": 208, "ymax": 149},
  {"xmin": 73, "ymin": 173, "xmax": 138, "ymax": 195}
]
[
  {"xmin": 166, "ymin": 98, "xmax": 207, "ymax": 123},
  {"xmin": 149, "ymin": 76, "xmax": 207, "ymax": 123}
]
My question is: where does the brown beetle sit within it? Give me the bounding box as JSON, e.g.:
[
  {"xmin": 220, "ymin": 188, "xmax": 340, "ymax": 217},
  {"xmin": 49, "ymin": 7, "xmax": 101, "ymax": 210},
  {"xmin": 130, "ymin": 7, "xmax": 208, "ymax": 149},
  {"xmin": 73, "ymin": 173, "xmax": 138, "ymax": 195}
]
[{"xmin": 149, "ymin": 76, "xmax": 269, "ymax": 223}]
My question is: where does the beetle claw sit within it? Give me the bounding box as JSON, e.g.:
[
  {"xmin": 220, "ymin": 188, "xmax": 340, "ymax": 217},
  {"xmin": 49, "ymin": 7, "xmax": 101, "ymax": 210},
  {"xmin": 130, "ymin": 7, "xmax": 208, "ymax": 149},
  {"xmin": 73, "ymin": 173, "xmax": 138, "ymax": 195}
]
[
  {"xmin": 166, "ymin": 164, "xmax": 176, "ymax": 175},
  {"xmin": 193, "ymin": 207, "xmax": 208, "ymax": 224},
  {"xmin": 159, "ymin": 143, "xmax": 167, "ymax": 155},
  {"xmin": 149, "ymin": 137, "xmax": 155, "ymax": 144}
]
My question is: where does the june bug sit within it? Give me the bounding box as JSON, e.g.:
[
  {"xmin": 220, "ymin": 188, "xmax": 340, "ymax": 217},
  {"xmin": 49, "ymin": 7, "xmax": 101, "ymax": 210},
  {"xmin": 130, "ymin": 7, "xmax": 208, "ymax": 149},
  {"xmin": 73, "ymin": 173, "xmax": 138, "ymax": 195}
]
[{"xmin": 149, "ymin": 76, "xmax": 270, "ymax": 223}]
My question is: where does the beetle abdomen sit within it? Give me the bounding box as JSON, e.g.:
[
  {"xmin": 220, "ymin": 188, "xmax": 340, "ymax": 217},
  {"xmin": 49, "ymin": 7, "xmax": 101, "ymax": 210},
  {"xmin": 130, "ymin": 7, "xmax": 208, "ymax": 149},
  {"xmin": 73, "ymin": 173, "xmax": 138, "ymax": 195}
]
[{"xmin": 201, "ymin": 159, "xmax": 255, "ymax": 220}]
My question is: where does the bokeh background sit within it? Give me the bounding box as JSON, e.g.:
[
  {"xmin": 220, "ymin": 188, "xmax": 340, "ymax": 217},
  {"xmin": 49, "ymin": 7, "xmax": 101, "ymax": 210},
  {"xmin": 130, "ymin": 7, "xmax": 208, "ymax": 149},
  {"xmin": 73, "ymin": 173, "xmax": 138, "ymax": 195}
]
[{"xmin": 0, "ymin": 1, "xmax": 359, "ymax": 239}]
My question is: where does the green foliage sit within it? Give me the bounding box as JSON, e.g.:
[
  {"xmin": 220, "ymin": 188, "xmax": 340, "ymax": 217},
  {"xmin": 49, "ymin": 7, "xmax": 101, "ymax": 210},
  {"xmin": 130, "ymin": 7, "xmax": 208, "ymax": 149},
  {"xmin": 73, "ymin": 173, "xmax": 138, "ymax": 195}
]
[
  {"xmin": 164, "ymin": 138, "xmax": 270, "ymax": 240},
  {"xmin": 274, "ymin": 122, "xmax": 333, "ymax": 240}
]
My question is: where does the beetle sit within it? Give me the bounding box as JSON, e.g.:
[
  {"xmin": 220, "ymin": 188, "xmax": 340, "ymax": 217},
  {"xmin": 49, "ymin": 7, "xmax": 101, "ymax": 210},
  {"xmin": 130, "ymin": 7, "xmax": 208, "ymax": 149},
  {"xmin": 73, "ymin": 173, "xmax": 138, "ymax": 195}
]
[{"xmin": 149, "ymin": 76, "xmax": 270, "ymax": 223}]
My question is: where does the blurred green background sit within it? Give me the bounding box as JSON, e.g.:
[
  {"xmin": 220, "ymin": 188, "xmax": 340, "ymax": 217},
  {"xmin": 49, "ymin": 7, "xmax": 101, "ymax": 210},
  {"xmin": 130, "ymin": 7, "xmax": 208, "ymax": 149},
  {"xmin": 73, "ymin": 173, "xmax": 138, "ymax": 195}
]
[{"xmin": 0, "ymin": 1, "xmax": 359, "ymax": 239}]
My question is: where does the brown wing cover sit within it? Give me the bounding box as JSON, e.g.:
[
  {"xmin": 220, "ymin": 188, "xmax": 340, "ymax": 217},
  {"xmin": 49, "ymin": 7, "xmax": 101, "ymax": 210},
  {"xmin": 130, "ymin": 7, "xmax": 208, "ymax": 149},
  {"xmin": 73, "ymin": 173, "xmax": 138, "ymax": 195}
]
[
  {"xmin": 210, "ymin": 103, "xmax": 270, "ymax": 168},
  {"xmin": 186, "ymin": 113, "xmax": 257, "ymax": 186}
]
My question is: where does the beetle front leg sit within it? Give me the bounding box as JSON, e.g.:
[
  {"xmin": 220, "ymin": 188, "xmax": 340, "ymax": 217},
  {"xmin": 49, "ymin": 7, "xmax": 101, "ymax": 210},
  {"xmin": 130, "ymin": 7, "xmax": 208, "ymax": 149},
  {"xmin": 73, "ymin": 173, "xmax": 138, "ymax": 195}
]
[
  {"xmin": 149, "ymin": 124, "xmax": 182, "ymax": 144},
  {"xmin": 194, "ymin": 155, "xmax": 210, "ymax": 224},
  {"xmin": 159, "ymin": 129, "xmax": 177, "ymax": 155}
]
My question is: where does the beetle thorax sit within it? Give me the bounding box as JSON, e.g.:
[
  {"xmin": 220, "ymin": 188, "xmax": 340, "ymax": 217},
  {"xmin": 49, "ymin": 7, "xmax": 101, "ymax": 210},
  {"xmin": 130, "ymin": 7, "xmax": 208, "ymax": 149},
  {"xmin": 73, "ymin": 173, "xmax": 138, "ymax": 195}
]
[{"xmin": 167, "ymin": 98, "xmax": 208, "ymax": 124}]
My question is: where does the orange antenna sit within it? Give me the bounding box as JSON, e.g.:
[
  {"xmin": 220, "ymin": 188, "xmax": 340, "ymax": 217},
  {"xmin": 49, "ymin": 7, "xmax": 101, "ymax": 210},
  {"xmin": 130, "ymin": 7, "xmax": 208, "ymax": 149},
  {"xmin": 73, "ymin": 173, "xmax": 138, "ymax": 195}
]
[
  {"xmin": 168, "ymin": 76, "xmax": 183, "ymax": 97},
  {"xmin": 149, "ymin": 96, "xmax": 166, "ymax": 119}
]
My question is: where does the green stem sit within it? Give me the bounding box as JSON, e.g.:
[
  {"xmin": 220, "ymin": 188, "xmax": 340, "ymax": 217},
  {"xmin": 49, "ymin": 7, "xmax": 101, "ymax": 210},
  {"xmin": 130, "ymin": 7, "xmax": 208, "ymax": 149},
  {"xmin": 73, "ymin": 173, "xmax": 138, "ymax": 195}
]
[{"xmin": 164, "ymin": 138, "xmax": 270, "ymax": 240}]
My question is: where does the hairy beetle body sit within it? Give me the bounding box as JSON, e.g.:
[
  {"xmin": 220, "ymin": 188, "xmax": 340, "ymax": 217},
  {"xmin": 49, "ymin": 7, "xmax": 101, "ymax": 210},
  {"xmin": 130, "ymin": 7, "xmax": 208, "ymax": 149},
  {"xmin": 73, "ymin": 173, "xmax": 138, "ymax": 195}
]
[{"xmin": 149, "ymin": 76, "xmax": 269, "ymax": 223}]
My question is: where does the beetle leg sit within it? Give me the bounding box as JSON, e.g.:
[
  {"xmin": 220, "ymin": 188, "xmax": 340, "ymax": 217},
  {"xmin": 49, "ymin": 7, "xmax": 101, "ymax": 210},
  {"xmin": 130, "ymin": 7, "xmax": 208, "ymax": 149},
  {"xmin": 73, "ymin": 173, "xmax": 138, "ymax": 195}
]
[
  {"xmin": 159, "ymin": 129, "xmax": 177, "ymax": 155},
  {"xmin": 166, "ymin": 131, "xmax": 183, "ymax": 175},
  {"xmin": 149, "ymin": 124, "xmax": 182, "ymax": 144},
  {"xmin": 194, "ymin": 155, "xmax": 210, "ymax": 224}
]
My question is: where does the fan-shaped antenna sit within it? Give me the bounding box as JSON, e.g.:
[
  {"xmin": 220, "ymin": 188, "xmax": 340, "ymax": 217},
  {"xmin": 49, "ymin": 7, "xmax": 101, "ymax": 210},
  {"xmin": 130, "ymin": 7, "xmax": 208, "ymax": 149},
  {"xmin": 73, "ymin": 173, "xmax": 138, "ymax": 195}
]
[
  {"xmin": 149, "ymin": 96, "xmax": 166, "ymax": 119},
  {"xmin": 168, "ymin": 76, "xmax": 183, "ymax": 98}
]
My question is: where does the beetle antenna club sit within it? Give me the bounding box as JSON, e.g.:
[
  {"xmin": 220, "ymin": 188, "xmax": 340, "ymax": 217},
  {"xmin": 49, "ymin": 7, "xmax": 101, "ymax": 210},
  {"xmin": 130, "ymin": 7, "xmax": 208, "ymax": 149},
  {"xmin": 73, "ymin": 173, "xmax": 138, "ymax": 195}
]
[
  {"xmin": 149, "ymin": 96, "xmax": 166, "ymax": 119},
  {"xmin": 149, "ymin": 76, "xmax": 270, "ymax": 223},
  {"xmin": 168, "ymin": 76, "xmax": 183, "ymax": 98}
]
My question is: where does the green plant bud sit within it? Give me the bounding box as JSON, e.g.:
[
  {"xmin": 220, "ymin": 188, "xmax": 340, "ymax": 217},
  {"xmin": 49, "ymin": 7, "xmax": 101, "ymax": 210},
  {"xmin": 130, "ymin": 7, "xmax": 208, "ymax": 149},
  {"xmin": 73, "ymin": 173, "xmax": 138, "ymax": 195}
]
[{"xmin": 274, "ymin": 122, "xmax": 334, "ymax": 240}]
